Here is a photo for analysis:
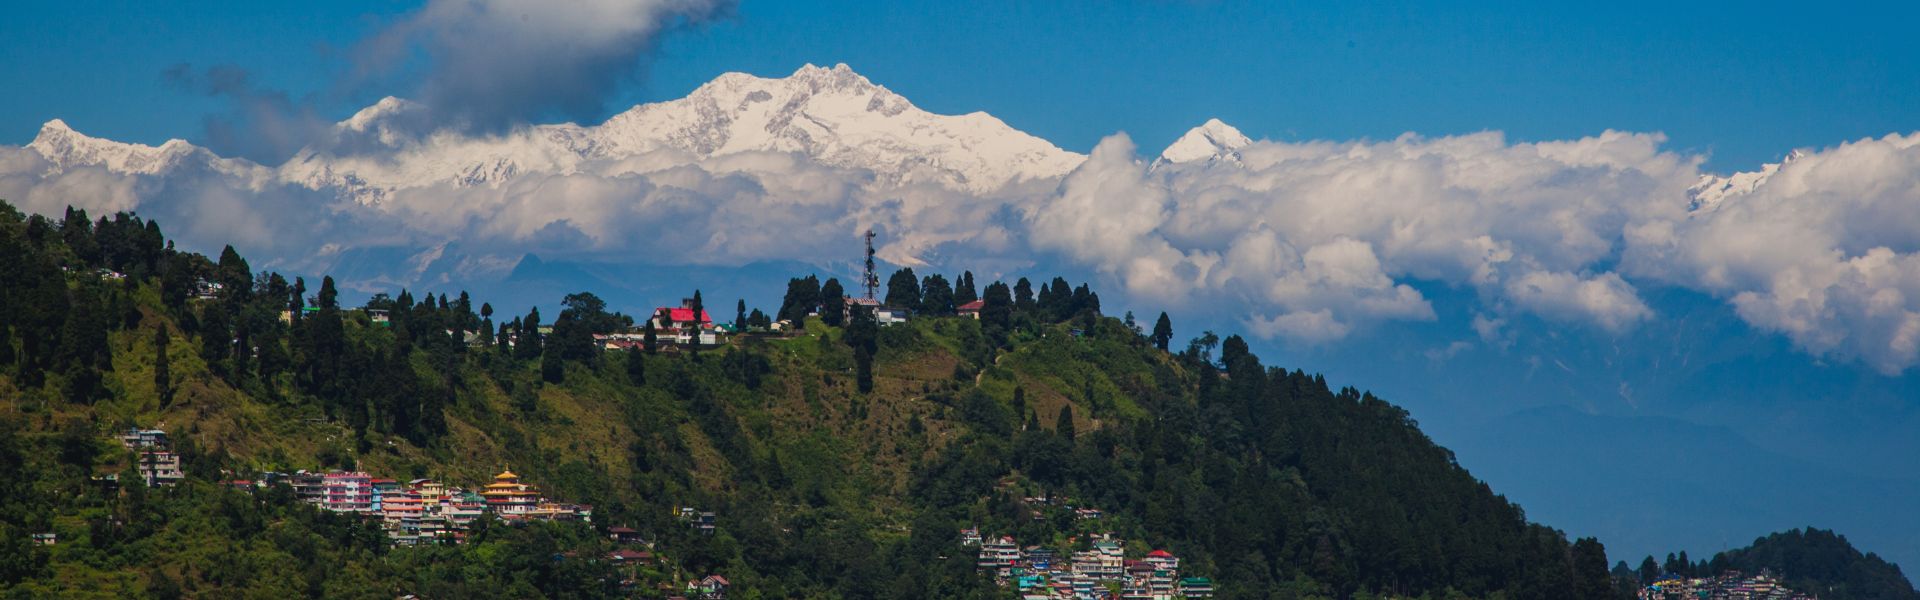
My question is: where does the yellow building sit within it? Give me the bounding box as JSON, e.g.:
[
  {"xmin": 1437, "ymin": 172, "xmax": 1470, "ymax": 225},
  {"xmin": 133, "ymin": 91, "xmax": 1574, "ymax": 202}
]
[{"xmin": 481, "ymin": 468, "xmax": 540, "ymax": 515}]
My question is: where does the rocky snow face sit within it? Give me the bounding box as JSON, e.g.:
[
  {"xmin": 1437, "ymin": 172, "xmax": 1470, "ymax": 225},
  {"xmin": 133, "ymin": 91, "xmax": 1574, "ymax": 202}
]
[
  {"xmin": 275, "ymin": 63, "xmax": 1087, "ymax": 202},
  {"xmin": 24, "ymin": 119, "xmax": 266, "ymax": 181},
  {"xmin": 1156, "ymin": 118, "xmax": 1253, "ymax": 166},
  {"xmin": 1686, "ymin": 149, "xmax": 1804, "ymax": 212}
]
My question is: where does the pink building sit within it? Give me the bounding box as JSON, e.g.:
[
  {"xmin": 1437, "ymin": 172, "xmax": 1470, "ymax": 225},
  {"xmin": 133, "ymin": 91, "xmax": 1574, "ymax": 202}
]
[{"xmin": 322, "ymin": 472, "xmax": 374, "ymax": 512}]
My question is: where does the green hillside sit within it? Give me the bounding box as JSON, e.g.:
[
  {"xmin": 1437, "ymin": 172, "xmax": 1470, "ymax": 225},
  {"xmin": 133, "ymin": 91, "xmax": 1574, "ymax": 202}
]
[{"xmin": 1, "ymin": 199, "xmax": 1621, "ymax": 599}]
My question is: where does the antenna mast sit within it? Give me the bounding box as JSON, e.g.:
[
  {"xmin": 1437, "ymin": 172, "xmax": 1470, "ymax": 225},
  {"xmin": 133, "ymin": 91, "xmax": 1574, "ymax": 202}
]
[{"xmin": 863, "ymin": 229, "xmax": 879, "ymax": 300}]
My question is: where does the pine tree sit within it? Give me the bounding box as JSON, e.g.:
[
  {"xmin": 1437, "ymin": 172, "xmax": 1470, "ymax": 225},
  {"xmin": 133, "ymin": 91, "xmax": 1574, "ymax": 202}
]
[
  {"xmin": 215, "ymin": 245, "xmax": 252, "ymax": 306},
  {"xmin": 955, "ymin": 271, "xmax": 978, "ymax": 305},
  {"xmin": 821, "ymin": 278, "xmax": 846, "ymax": 326},
  {"xmin": 981, "ymin": 281, "xmax": 1013, "ymax": 331},
  {"xmin": 919, "ymin": 274, "xmax": 954, "ymax": 316},
  {"xmin": 1056, "ymin": 405, "xmax": 1076, "ymax": 441},
  {"xmin": 885, "ymin": 268, "xmax": 921, "ymax": 309},
  {"xmin": 516, "ymin": 307, "xmax": 543, "ymax": 360},
  {"xmin": 1151, "ymin": 312, "xmax": 1174, "ymax": 351},
  {"xmin": 643, "ymin": 320, "xmax": 658, "ymax": 355},
  {"xmin": 1572, "ymin": 537, "xmax": 1614, "ymax": 600},
  {"xmin": 1014, "ymin": 277, "xmax": 1035, "ymax": 313},
  {"xmin": 735, "ymin": 299, "xmax": 747, "ymax": 331}
]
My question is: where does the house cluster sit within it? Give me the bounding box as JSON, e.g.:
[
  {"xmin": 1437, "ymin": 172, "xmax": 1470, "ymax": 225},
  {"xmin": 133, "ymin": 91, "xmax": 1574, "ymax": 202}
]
[
  {"xmin": 120, "ymin": 428, "xmax": 183, "ymax": 487},
  {"xmin": 967, "ymin": 528, "xmax": 1214, "ymax": 600},
  {"xmin": 225, "ymin": 467, "xmax": 595, "ymax": 546},
  {"xmin": 595, "ymin": 299, "xmax": 729, "ymax": 350},
  {"xmin": 1639, "ymin": 571, "xmax": 1813, "ymax": 600}
]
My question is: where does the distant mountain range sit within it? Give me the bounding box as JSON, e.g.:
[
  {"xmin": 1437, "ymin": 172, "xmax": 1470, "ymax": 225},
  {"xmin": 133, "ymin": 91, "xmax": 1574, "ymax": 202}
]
[{"xmin": 21, "ymin": 64, "xmax": 1273, "ymax": 202}]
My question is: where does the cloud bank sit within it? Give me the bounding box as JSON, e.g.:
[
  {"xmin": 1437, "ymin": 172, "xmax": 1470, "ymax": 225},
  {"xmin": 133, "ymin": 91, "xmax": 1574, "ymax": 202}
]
[
  {"xmin": 10, "ymin": 62, "xmax": 1920, "ymax": 372},
  {"xmin": 351, "ymin": 0, "xmax": 735, "ymax": 135}
]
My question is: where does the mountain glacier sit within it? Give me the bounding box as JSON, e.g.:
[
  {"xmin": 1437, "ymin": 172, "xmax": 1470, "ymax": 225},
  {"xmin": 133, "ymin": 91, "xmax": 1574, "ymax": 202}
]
[
  {"xmin": 20, "ymin": 62, "xmax": 1760, "ymax": 231},
  {"xmin": 33, "ymin": 64, "xmax": 1089, "ymax": 205}
]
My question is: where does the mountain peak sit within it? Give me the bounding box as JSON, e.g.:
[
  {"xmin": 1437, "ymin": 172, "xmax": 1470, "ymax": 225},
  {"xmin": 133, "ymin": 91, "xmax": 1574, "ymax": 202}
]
[{"xmin": 1159, "ymin": 118, "xmax": 1253, "ymax": 165}]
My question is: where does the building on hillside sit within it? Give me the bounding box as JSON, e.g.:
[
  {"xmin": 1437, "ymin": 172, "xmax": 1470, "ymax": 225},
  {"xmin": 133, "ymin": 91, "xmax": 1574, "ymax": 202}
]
[
  {"xmin": 978, "ymin": 536, "xmax": 1021, "ymax": 578},
  {"xmin": 1073, "ymin": 539, "xmax": 1125, "ymax": 582},
  {"xmin": 957, "ymin": 299, "xmax": 985, "ymax": 319},
  {"xmin": 1179, "ymin": 577, "xmax": 1215, "ymax": 598},
  {"xmin": 960, "ymin": 527, "xmax": 983, "ymax": 547},
  {"xmin": 608, "ymin": 526, "xmax": 648, "ymax": 545},
  {"xmin": 608, "ymin": 549, "xmax": 654, "ymax": 564},
  {"xmin": 481, "ymin": 468, "xmax": 540, "ymax": 515},
  {"xmin": 32, "ymin": 533, "xmax": 57, "ymax": 546},
  {"xmin": 1024, "ymin": 546, "xmax": 1056, "ymax": 569},
  {"xmin": 383, "ymin": 490, "xmax": 426, "ymax": 523},
  {"xmin": 137, "ymin": 451, "xmax": 183, "ymax": 487},
  {"xmin": 846, "ymin": 297, "xmax": 910, "ymax": 325},
  {"xmin": 371, "ymin": 478, "xmax": 400, "ymax": 511},
  {"xmin": 1143, "ymin": 549, "xmax": 1179, "ymax": 575},
  {"xmin": 290, "ymin": 471, "xmax": 326, "ymax": 504},
  {"xmin": 192, "ymin": 279, "xmax": 224, "ymax": 300},
  {"xmin": 409, "ymin": 479, "xmax": 446, "ymax": 504},
  {"xmin": 521, "ymin": 501, "xmax": 592, "ymax": 523},
  {"xmin": 651, "ymin": 300, "xmax": 723, "ymax": 346},
  {"xmin": 322, "ymin": 472, "xmax": 374, "ymax": 512},
  {"xmin": 689, "ymin": 575, "xmax": 730, "ymax": 600},
  {"xmin": 119, "ymin": 428, "xmax": 169, "ymax": 450}
]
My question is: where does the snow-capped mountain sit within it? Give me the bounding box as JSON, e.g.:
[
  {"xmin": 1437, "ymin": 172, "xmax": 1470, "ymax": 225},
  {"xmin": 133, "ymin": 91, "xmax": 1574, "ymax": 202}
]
[
  {"xmin": 1686, "ymin": 149, "xmax": 1804, "ymax": 212},
  {"xmin": 276, "ymin": 63, "xmax": 1086, "ymax": 201},
  {"xmin": 25, "ymin": 119, "xmax": 266, "ymax": 180},
  {"xmin": 1156, "ymin": 118, "xmax": 1253, "ymax": 166},
  {"xmin": 20, "ymin": 67, "xmax": 1299, "ymax": 209}
]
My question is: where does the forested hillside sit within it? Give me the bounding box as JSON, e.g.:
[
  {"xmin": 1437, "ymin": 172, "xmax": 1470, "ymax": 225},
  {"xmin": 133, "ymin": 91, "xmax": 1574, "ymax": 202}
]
[
  {"xmin": 3, "ymin": 198, "xmax": 1629, "ymax": 599},
  {"xmin": 1616, "ymin": 529, "xmax": 1918, "ymax": 600}
]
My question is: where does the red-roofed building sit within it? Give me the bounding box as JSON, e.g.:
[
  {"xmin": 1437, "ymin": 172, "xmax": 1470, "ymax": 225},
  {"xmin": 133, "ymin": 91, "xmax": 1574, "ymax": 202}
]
[
  {"xmin": 653, "ymin": 306, "xmax": 713, "ymax": 327},
  {"xmin": 690, "ymin": 574, "xmax": 730, "ymax": 599},
  {"xmin": 957, "ymin": 300, "xmax": 985, "ymax": 319},
  {"xmin": 651, "ymin": 299, "xmax": 722, "ymax": 346}
]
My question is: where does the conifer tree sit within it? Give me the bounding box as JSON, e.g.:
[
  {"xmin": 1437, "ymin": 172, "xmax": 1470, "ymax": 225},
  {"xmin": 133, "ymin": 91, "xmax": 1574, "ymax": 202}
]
[
  {"xmin": 1056, "ymin": 405, "xmax": 1076, "ymax": 441},
  {"xmin": 955, "ymin": 271, "xmax": 978, "ymax": 305},
  {"xmin": 1014, "ymin": 277, "xmax": 1035, "ymax": 313},
  {"xmin": 821, "ymin": 278, "xmax": 846, "ymax": 326},
  {"xmin": 981, "ymin": 281, "xmax": 1013, "ymax": 332},
  {"xmin": 885, "ymin": 268, "xmax": 921, "ymax": 309},
  {"xmin": 516, "ymin": 307, "xmax": 542, "ymax": 360},
  {"xmin": 1151, "ymin": 312, "xmax": 1174, "ymax": 351}
]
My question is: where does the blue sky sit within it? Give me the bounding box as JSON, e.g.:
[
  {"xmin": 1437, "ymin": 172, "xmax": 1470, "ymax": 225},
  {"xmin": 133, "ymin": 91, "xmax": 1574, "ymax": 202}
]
[{"xmin": 6, "ymin": 0, "xmax": 1920, "ymax": 574}]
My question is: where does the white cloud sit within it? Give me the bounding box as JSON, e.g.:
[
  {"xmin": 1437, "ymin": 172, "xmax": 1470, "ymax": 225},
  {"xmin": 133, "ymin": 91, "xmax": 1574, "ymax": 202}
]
[
  {"xmin": 1625, "ymin": 132, "xmax": 1920, "ymax": 373},
  {"xmin": 12, "ymin": 95, "xmax": 1920, "ymax": 372},
  {"xmin": 1502, "ymin": 271, "xmax": 1653, "ymax": 333},
  {"xmin": 1042, "ymin": 129, "xmax": 1693, "ymax": 342},
  {"xmin": 353, "ymin": 0, "xmax": 735, "ymax": 134}
]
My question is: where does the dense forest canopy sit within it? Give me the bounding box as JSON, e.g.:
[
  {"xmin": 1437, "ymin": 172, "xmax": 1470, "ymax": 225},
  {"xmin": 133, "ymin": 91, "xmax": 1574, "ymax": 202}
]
[{"xmin": 0, "ymin": 199, "xmax": 1908, "ymax": 599}]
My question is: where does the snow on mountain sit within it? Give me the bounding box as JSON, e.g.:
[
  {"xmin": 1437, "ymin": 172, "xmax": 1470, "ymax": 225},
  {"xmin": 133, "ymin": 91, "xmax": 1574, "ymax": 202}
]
[
  {"xmin": 24, "ymin": 119, "xmax": 266, "ymax": 180},
  {"xmin": 1687, "ymin": 149, "xmax": 1804, "ymax": 212},
  {"xmin": 1156, "ymin": 118, "xmax": 1253, "ymax": 166},
  {"xmin": 277, "ymin": 63, "xmax": 1086, "ymax": 202}
]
